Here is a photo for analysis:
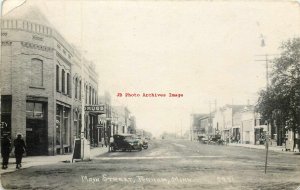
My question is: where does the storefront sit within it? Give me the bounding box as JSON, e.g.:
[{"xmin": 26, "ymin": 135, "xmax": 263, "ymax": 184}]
[
  {"xmin": 1, "ymin": 95, "xmax": 12, "ymax": 138},
  {"xmin": 254, "ymin": 127, "xmax": 265, "ymax": 145},
  {"xmin": 73, "ymin": 108, "xmax": 81, "ymax": 139},
  {"xmin": 56, "ymin": 103, "xmax": 71, "ymax": 154},
  {"xmin": 26, "ymin": 100, "xmax": 48, "ymax": 156},
  {"xmin": 232, "ymin": 127, "xmax": 240, "ymax": 143},
  {"xmin": 84, "ymin": 105, "xmax": 106, "ymax": 147},
  {"xmin": 89, "ymin": 113, "xmax": 98, "ymax": 147}
]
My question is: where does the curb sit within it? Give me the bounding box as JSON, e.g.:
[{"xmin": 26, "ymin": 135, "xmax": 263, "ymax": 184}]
[
  {"xmin": 228, "ymin": 144, "xmax": 299, "ymax": 155},
  {"xmin": 0, "ymin": 147, "xmax": 108, "ymax": 175}
]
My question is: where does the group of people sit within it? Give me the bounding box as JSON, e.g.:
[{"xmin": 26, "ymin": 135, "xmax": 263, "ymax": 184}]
[{"xmin": 1, "ymin": 133, "xmax": 26, "ymax": 169}]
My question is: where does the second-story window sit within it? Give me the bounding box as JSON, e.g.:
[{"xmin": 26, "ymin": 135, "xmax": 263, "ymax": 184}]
[
  {"xmin": 31, "ymin": 58, "xmax": 43, "ymax": 87},
  {"xmin": 62, "ymin": 69, "xmax": 65, "ymax": 93},
  {"xmin": 67, "ymin": 73, "xmax": 70, "ymax": 96},
  {"xmin": 56, "ymin": 65, "xmax": 60, "ymax": 92},
  {"xmin": 85, "ymin": 85, "xmax": 88, "ymax": 104},
  {"xmin": 89, "ymin": 86, "xmax": 92, "ymax": 105},
  {"xmin": 75, "ymin": 78, "xmax": 78, "ymax": 99},
  {"xmin": 79, "ymin": 80, "xmax": 82, "ymax": 100}
]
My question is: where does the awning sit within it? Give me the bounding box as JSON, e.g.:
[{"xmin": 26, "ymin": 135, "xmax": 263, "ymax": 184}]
[{"xmin": 254, "ymin": 125, "xmax": 267, "ymax": 131}]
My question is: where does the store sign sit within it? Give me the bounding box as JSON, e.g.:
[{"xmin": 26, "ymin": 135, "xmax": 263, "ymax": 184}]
[{"xmin": 85, "ymin": 105, "xmax": 105, "ymax": 114}]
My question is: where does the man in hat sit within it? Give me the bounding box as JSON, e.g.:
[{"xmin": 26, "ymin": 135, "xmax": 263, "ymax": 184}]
[
  {"xmin": 14, "ymin": 133, "xmax": 26, "ymax": 169},
  {"xmin": 1, "ymin": 134, "xmax": 11, "ymax": 169}
]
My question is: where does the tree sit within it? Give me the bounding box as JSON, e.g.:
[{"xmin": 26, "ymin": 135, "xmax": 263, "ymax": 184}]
[{"xmin": 256, "ymin": 38, "xmax": 300, "ymax": 148}]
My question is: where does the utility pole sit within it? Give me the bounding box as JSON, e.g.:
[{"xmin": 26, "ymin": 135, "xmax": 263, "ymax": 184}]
[
  {"xmin": 254, "ymin": 36, "xmax": 280, "ymax": 174},
  {"xmin": 80, "ymin": 0, "xmax": 90, "ymax": 161}
]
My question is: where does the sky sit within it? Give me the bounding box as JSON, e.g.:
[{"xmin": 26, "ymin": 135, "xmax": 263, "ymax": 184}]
[{"xmin": 2, "ymin": 0, "xmax": 300, "ymax": 137}]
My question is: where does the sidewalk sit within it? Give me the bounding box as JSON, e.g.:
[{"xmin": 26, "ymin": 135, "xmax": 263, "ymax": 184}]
[
  {"xmin": 228, "ymin": 143, "xmax": 299, "ymax": 154},
  {"xmin": 0, "ymin": 146, "xmax": 109, "ymax": 175}
]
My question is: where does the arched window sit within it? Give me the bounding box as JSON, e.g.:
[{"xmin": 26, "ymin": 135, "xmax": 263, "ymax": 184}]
[
  {"xmin": 89, "ymin": 86, "xmax": 92, "ymax": 105},
  {"xmin": 56, "ymin": 65, "xmax": 60, "ymax": 91},
  {"xmin": 67, "ymin": 73, "xmax": 70, "ymax": 96},
  {"xmin": 95, "ymin": 90, "xmax": 97, "ymax": 104},
  {"xmin": 75, "ymin": 78, "xmax": 78, "ymax": 99},
  {"xmin": 85, "ymin": 85, "xmax": 88, "ymax": 104},
  {"xmin": 31, "ymin": 58, "xmax": 43, "ymax": 87},
  {"xmin": 62, "ymin": 69, "xmax": 65, "ymax": 93},
  {"xmin": 79, "ymin": 80, "xmax": 82, "ymax": 100},
  {"xmin": 92, "ymin": 88, "xmax": 94, "ymax": 105}
]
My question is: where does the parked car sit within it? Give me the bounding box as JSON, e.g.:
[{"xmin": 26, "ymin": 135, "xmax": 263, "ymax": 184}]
[
  {"xmin": 198, "ymin": 135, "xmax": 209, "ymax": 144},
  {"xmin": 109, "ymin": 134, "xmax": 142, "ymax": 152},
  {"xmin": 136, "ymin": 137, "xmax": 148, "ymax": 149},
  {"xmin": 209, "ymin": 135, "xmax": 224, "ymax": 145}
]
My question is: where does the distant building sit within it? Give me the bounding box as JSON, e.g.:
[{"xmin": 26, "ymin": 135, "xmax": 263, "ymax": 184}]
[
  {"xmin": 190, "ymin": 114, "xmax": 207, "ymax": 141},
  {"xmin": 98, "ymin": 92, "xmax": 112, "ymax": 145},
  {"xmin": 113, "ymin": 106, "xmax": 130, "ymax": 134},
  {"xmin": 128, "ymin": 116, "xmax": 137, "ymax": 134},
  {"xmin": 213, "ymin": 105, "xmax": 247, "ymax": 141}
]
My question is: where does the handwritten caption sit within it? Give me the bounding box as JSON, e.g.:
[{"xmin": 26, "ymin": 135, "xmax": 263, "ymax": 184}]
[{"xmin": 81, "ymin": 175, "xmax": 234, "ymax": 185}]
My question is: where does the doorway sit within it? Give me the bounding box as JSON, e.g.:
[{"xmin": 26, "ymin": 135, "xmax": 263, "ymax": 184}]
[
  {"xmin": 26, "ymin": 119, "xmax": 48, "ymax": 155},
  {"xmin": 26, "ymin": 101, "xmax": 48, "ymax": 156}
]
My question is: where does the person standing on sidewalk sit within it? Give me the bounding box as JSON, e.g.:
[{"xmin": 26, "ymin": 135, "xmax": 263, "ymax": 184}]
[
  {"xmin": 13, "ymin": 134, "xmax": 26, "ymax": 169},
  {"xmin": 1, "ymin": 134, "xmax": 11, "ymax": 169}
]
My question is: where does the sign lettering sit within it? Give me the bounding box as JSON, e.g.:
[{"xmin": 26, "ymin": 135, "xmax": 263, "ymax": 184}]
[{"xmin": 85, "ymin": 105, "xmax": 105, "ymax": 114}]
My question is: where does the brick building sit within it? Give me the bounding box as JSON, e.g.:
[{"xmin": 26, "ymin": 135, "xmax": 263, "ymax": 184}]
[
  {"xmin": 113, "ymin": 106, "xmax": 131, "ymax": 134},
  {"xmin": 1, "ymin": 4, "xmax": 100, "ymax": 156}
]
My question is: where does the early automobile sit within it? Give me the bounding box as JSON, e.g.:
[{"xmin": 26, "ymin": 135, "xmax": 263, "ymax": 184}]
[
  {"xmin": 109, "ymin": 134, "xmax": 143, "ymax": 152},
  {"xmin": 136, "ymin": 136, "xmax": 149, "ymax": 149}
]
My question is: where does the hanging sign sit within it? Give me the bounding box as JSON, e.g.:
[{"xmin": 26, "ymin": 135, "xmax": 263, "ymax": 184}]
[{"xmin": 84, "ymin": 105, "xmax": 105, "ymax": 114}]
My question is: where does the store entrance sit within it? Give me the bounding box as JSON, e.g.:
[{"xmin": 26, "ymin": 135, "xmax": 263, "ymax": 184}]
[{"xmin": 26, "ymin": 119, "xmax": 48, "ymax": 156}]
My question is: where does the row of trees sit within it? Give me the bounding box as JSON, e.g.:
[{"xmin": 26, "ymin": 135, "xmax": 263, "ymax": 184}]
[{"xmin": 256, "ymin": 38, "xmax": 300, "ymax": 148}]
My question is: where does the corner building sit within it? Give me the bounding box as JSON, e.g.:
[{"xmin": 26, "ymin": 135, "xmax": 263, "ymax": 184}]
[{"xmin": 0, "ymin": 4, "xmax": 99, "ymax": 156}]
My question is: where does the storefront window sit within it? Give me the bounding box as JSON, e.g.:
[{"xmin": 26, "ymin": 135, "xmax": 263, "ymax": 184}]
[
  {"xmin": 34, "ymin": 103, "xmax": 44, "ymax": 118},
  {"xmin": 1, "ymin": 95, "xmax": 12, "ymax": 137},
  {"xmin": 56, "ymin": 105, "xmax": 61, "ymax": 145},
  {"xmin": 26, "ymin": 102, "xmax": 44, "ymax": 119},
  {"xmin": 74, "ymin": 112, "xmax": 78, "ymax": 138},
  {"xmin": 63, "ymin": 108, "xmax": 69, "ymax": 145},
  {"xmin": 26, "ymin": 102, "xmax": 34, "ymax": 118}
]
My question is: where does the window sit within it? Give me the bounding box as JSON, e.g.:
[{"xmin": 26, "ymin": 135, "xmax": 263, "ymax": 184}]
[
  {"xmin": 67, "ymin": 73, "xmax": 70, "ymax": 96},
  {"xmin": 85, "ymin": 86, "xmax": 88, "ymax": 104},
  {"xmin": 95, "ymin": 90, "xmax": 97, "ymax": 104},
  {"xmin": 62, "ymin": 69, "xmax": 65, "ymax": 93},
  {"xmin": 74, "ymin": 113, "xmax": 80, "ymax": 138},
  {"xmin": 75, "ymin": 78, "xmax": 78, "ymax": 99},
  {"xmin": 91, "ymin": 88, "xmax": 94, "ymax": 104},
  {"xmin": 89, "ymin": 86, "xmax": 92, "ymax": 105},
  {"xmin": 31, "ymin": 59, "xmax": 43, "ymax": 87},
  {"xmin": 63, "ymin": 108, "xmax": 70, "ymax": 145},
  {"xmin": 79, "ymin": 81, "xmax": 82, "ymax": 100},
  {"xmin": 26, "ymin": 102, "xmax": 44, "ymax": 119},
  {"xmin": 26, "ymin": 102, "xmax": 34, "ymax": 118},
  {"xmin": 56, "ymin": 105, "xmax": 61, "ymax": 145},
  {"xmin": 56, "ymin": 65, "xmax": 60, "ymax": 92},
  {"xmin": 1, "ymin": 95, "xmax": 12, "ymax": 113}
]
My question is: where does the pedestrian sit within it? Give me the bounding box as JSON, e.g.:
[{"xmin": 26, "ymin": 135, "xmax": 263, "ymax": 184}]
[
  {"xmin": 1, "ymin": 134, "xmax": 11, "ymax": 169},
  {"xmin": 13, "ymin": 133, "xmax": 26, "ymax": 169},
  {"xmin": 104, "ymin": 137, "xmax": 108, "ymax": 147}
]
